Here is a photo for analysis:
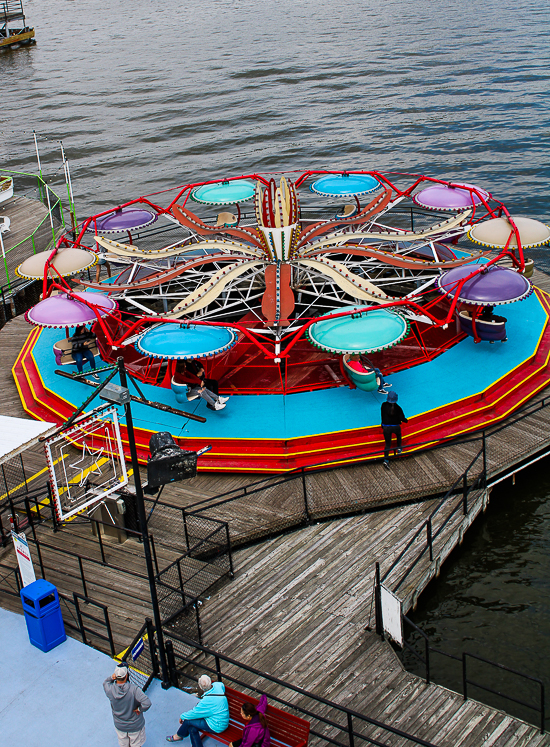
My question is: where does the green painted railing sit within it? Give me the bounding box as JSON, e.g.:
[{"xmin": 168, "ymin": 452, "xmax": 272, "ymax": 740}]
[{"xmin": 0, "ymin": 168, "xmax": 66, "ymax": 288}]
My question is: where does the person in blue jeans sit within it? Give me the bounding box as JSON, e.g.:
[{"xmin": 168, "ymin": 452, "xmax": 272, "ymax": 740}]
[
  {"xmin": 167, "ymin": 676, "xmax": 229, "ymax": 744},
  {"xmin": 71, "ymin": 325, "xmax": 99, "ymax": 380}
]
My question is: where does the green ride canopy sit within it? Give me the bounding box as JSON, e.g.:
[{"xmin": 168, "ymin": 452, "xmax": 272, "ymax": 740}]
[
  {"xmin": 190, "ymin": 180, "xmax": 257, "ymax": 205},
  {"xmin": 306, "ymin": 305, "xmax": 409, "ymax": 354}
]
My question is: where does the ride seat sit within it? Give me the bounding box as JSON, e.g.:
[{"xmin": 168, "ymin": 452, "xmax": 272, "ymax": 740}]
[
  {"xmin": 216, "ymin": 212, "xmax": 238, "ymax": 228},
  {"xmin": 343, "ymin": 354, "xmax": 378, "ymax": 391}
]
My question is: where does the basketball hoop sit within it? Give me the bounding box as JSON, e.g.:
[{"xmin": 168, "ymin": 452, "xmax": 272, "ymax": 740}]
[{"xmin": 44, "ymin": 407, "xmax": 128, "ymax": 521}]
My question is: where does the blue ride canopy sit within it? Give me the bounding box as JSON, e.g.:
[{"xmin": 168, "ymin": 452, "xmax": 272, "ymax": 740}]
[
  {"xmin": 136, "ymin": 323, "xmax": 237, "ymax": 360},
  {"xmin": 190, "ymin": 180, "xmax": 256, "ymax": 205},
  {"xmin": 307, "ymin": 306, "xmax": 409, "ymax": 354},
  {"xmin": 310, "ymin": 173, "xmax": 380, "ymax": 198}
]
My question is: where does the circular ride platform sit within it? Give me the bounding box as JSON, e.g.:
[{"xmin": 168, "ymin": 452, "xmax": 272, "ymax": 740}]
[
  {"xmin": 13, "ymin": 286, "xmax": 550, "ymax": 472},
  {"xmin": 11, "ymin": 169, "xmax": 550, "ymax": 472}
]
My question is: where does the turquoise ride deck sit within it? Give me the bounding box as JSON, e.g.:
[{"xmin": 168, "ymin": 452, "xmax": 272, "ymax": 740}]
[{"xmin": 13, "ymin": 288, "xmax": 550, "ymax": 472}]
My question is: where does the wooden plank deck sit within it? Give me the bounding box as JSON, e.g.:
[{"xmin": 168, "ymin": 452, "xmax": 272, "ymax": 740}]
[
  {"xmin": 197, "ymin": 504, "xmax": 549, "ymax": 746},
  {"xmin": 1, "ymin": 269, "xmax": 549, "ymax": 742},
  {"xmin": 0, "ymin": 194, "xmax": 61, "ymax": 287}
]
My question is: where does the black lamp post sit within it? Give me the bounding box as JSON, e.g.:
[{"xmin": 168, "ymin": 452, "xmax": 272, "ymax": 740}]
[{"xmin": 116, "ymin": 358, "xmax": 170, "ymax": 686}]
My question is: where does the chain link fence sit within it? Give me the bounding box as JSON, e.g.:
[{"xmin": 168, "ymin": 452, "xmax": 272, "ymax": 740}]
[{"xmin": 174, "ymin": 393, "xmax": 550, "ymax": 553}]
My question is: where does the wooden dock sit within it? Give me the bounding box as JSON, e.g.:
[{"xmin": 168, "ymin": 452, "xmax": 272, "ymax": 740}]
[
  {"xmin": 196, "ymin": 499, "xmax": 549, "ymax": 746},
  {"xmin": 1, "ymin": 270, "xmax": 550, "ymax": 743},
  {"xmin": 0, "ymin": 193, "xmax": 60, "ymax": 288}
]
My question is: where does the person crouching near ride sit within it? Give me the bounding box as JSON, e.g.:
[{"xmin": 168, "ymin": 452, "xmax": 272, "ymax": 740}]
[
  {"xmin": 381, "ymin": 391, "xmax": 408, "ymax": 470},
  {"xmin": 167, "ymin": 675, "xmax": 229, "ymax": 743},
  {"xmin": 173, "ymin": 361, "xmax": 229, "ymax": 411}
]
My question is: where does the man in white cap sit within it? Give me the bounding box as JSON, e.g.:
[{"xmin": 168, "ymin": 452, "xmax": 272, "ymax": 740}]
[{"xmin": 104, "ymin": 662, "xmax": 152, "ymax": 747}]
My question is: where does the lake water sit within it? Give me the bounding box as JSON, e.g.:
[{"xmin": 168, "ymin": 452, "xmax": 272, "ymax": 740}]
[
  {"xmin": 403, "ymin": 465, "xmax": 550, "ymax": 727},
  {"xmin": 2, "ymin": 0, "xmax": 550, "ymax": 723},
  {"xmin": 1, "ymin": 0, "xmax": 550, "ymax": 219}
]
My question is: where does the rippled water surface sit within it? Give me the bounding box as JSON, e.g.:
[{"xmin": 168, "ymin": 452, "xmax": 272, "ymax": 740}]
[
  {"xmin": 1, "ymin": 0, "xmax": 550, "ymax": 218},
  {"xmin": 404, "ymin": 468, "xmax": 550, "ymax": 726}
]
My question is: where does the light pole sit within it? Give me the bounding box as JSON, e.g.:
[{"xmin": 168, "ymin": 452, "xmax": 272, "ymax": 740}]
[{"xmin": 117, "ymin": 358, "xmax": 170, "ymax": 686}]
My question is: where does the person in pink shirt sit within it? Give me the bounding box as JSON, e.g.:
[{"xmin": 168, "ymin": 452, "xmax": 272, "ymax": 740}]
[{"xmin": 347, "ymin": 354, "xmax": 391, "ymax": 394}]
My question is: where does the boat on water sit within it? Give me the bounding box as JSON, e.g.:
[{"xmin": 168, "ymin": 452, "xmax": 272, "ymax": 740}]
[
  {"xmin": 10, "ymin": 168, "xmax": 550, "ymax": 472},
  {"xmin": 0, "ymin": 0, "xmax": 35, "ymax": 50}
]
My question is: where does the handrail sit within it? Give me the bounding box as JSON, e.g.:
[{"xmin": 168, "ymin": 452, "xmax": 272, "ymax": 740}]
[
  {"xmin": 0, "ymin": 168, "xmax": 66, "ymax": 288},
  {"xmin": 381, "ymin": 448, "xmax": 483, "ymax": 589},
  {"xmin": 181, "ymin": 394, "xmax": 550, "ymax": 515},
  {"xmin": 164, "ymin": 629, "xmax": 440, "ymax": 747},
  {"xmin": 402, "ymin": 616, "xmax": 546, "ymax": 733}
]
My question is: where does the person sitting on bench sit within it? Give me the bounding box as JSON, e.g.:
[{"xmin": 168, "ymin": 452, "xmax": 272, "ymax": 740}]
[
  {"xmin": 480, "ymin": 305, "xmax": 507, "ymax": 324},
  {"xmin": 173, "ymin": 361, "xmax": 229, "ymax": 411},
  {"xmin": 229, "ymin": 696, "xmax": 271, "ymax": 747},
  {"xmin": 167, "ymin": 675, "xmax": 229, "ymax": 743},
  {"xmin": 71, "ymin": 325, "xmax": 99, "ymax": 381}
]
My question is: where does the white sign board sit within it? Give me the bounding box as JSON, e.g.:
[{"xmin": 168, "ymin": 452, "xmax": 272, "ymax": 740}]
[
  {"xmin": 380, "ymin": 584, "xmax": 403, "ymax": 647},
  {"xmin": 12, "ymin": 531, "xmax": 36, "ymax": 588}
]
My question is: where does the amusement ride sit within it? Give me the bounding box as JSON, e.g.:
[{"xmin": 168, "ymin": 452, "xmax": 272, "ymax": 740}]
[{"xmin": 12, "ymin": 169, "xmax": 550, "ymax": 472}]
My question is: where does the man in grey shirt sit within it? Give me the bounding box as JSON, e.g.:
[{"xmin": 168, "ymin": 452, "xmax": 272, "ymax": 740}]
[{"xmin": 104, "ymin": 663, "xmax": 152, "ymax": 747}]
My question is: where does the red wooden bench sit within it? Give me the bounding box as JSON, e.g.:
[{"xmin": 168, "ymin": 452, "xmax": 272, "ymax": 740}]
[{"xmin": 202, "ymin": 686, "xmax": 310, "ymax": 747}]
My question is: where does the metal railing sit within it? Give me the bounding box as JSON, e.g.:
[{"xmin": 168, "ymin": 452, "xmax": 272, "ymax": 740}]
[
  {"xmin": 0, "ymin": 0, "xmax": 24, "ymax": 21},
  {"xmin": 121, "ymin": 618, "xmax": 160, "ymax": 692},
  {"xmin": 0, "ymin": 482, "xmax": 234, "ymax": 651},
  {"xmin": 163, "ymin": 628, "xmax": 441, "ymax": 747},
  {"xmin": 170, "ymin": 392, "xmax": 550, "ymax": 556},
  {"xmin": 380, "ymin": 442, "xmax": 486, "ymax": 593},
  {"xmin": 0, "ymin": 169, "xmax": 65, "ymax": 288},
  {"xmin": 402, "ymin": 616, "xmax": 546, "ymax": 734},
  {"xmin": 72, "ymin": 592, "xmax": 115, "ymax": 656}
]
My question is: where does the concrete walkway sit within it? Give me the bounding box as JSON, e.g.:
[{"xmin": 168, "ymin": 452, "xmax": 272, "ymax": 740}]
[{"xmin": 0, "ymin": 606, "xmax": 209, "ymax": 747}]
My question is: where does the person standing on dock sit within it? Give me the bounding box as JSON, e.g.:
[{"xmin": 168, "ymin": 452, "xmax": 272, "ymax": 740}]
[
  {"xmin": 104, "ymin": 662, "xmax": 152, "ymax": 747},
  {"xmin": 381, "ymin": 391, "xmax": 407, "ymax": 470}
]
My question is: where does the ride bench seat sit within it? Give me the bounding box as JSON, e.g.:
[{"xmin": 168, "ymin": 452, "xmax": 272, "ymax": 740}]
[
  {"xmin": 53, "ymin": 337, "xmax": 99, "ymax": 366},
  {"xmin": 202, "ymin": 687, "xmax": 309, "ymax": 747}
]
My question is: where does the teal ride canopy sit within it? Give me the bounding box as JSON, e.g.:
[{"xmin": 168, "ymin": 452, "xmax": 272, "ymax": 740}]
[
  {"xmin": 310, "ymin": 173, "xmax": 381, "ymax": 198},
  {"xmin": 136, "ymin": 323, "xmax": 237, "ymax": 360},
  {"xmin": 190, "ymin": 180, "xmax": 256, "ymax": 205},
  {"xmin": 306, "ymin": 306, "xmax": 409, "ymax": 354}
]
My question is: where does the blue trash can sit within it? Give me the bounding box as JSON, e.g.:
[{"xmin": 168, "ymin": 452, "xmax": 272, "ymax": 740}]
[{"xmin": 20, "ymin": 579, "xmax": 66, "ymax": 652}]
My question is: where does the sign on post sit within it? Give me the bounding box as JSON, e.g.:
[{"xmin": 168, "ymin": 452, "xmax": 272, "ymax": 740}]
[
  {"xmin": 131, "ymin": 637, "xmax": 145, "ymax": 661},
  {"xmin": 12, "ymin": 530, "xmax": 36, "ymax": 587},
  {"xmin": 380, "ymin": 584, "xmax": 403, "ymax": 647}
]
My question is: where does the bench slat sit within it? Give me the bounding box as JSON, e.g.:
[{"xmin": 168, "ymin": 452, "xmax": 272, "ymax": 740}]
[{"xmin": 202, "ymin": 686, "xmax": 309, "ymax": 747}]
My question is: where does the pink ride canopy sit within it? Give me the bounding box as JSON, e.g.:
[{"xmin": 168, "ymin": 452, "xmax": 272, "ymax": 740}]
[
  {"xmin": 25, "ymin": 292, "xmax": 118, "ymax": 328},
  {"xmin": 413, "ymin": 183, "xmax": 490, "ymax": 212}
]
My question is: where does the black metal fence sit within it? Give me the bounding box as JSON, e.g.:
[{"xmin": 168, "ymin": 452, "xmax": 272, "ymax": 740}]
[
  {"xmin": 151, "ymin": 507, "xmax": 233, "ymax": 643},
  {"xmin": 162, "ymin": 628, "xmax": 441, "ymax": 747},
  {"xmin": 174, "ymin": 392, "xmax": 550, "ymax": 554},
  {"xmin": 379, "ymin": 442, "xmax": 486, "ymax": 595},
  {"xmin": 402, "ymin": 615, "xmax": 546, "ymax": 734},
  {"xmin": 0, "ymin": 483, "xmax": 234, "ymax": 654}
]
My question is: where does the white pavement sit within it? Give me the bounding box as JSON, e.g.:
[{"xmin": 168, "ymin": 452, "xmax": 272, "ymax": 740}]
[{"xmin": 0, "ymin": 606, "xmax": 212, "ymax": 747}]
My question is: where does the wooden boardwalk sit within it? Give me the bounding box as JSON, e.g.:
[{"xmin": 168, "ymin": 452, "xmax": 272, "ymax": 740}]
[
  {"xmin": 197, "ymin": 502, "xmax": 549, "ymax": 746},
  {"xmin": 1, "ymin": 271, "xmax": 550, "ymax": 742},
  {"xmin": 0, "ymin": 194, "xmax": 61, "ymax": 287}
]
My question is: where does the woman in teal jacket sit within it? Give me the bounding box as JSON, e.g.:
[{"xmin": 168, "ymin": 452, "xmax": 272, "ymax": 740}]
[{"xmin": 167, "ymin": 678, "xmax": 229, "ymax": 743}]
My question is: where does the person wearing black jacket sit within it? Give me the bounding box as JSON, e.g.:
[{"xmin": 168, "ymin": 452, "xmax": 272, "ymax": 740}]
[{"xmin": 381, "ymin": 391, "xmax": 407, "ymax": 470}]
